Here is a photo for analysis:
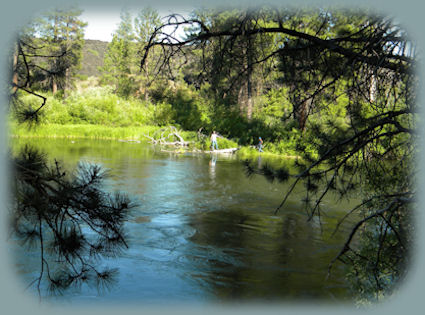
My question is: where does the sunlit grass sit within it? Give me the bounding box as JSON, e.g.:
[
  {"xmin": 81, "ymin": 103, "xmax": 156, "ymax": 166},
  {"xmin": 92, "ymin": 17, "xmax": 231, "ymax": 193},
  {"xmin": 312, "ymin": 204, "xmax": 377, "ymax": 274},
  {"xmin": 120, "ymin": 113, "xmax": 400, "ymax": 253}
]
[{"xmin": 9, "ymin": 122, "xmax": 158, "ymax": 141}]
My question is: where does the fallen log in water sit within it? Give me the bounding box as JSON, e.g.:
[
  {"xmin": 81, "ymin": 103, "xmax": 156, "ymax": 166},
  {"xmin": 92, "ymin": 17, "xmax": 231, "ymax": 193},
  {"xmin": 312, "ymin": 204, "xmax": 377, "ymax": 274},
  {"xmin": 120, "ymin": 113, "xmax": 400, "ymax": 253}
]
[
  {"xmin": 145, "ymin": 126, "xmax": 239, "ymax": 154},
  {"xmin": 118, "ymin": 139, "xmax": 141, "ymax": 143},
  {"xmin": 159, "ymin": 148, "xmax": 240, "ymax": 154},
  {"xmin": 203, "ymin": 148, "xmax": 240, "ymax": 154},
  {"xmin": 143, "ymin": 126, "xmax": 190, "ymax": 146}
]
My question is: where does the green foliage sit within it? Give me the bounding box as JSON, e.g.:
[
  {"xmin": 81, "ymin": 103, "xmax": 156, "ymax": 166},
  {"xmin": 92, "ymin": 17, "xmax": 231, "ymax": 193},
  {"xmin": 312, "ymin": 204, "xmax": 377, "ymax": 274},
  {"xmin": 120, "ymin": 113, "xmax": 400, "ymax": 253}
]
[
  {"xmin": 12, "ymin": 87, "xmax": 156, "ymax": 127},
  {"xmin": 203, "ymin": 137, "xmax": 238, "ymax": 150},
  {"xmin": 165, "ymin": 83, "xmax": 213, "ymax": 131},
  {"xmin": 28, "ymin": 7, "xmax": 87, "ymax": 92},
  {"xmin": 100, "ymin": 10, "xmax": 138, "ymax": 98},
  {"xmin": 10, "ymin": 122, "xmax": 158, "ymax": 141},
  {"xmin": 258, "ymin": 87, "xmax": 292, "ymax": 120},
  {"xmin": 99, "ymin": 7, "xmax": 165, "ymax": 100},
  {"xmin": 78, "ymin": 40, "xmax": 109, "ymax": 77},
  {"xmin": 87, "ymin": 48, "xmax": 99, "ymax": 57}
]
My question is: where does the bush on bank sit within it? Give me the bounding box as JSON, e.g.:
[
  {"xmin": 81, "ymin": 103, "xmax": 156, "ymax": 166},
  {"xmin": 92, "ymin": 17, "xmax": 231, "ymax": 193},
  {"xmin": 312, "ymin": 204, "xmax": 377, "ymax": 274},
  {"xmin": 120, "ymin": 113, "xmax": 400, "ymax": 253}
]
[{"xmin": 9, "ymin": 84, "xmax": 306, "ymax": 157}]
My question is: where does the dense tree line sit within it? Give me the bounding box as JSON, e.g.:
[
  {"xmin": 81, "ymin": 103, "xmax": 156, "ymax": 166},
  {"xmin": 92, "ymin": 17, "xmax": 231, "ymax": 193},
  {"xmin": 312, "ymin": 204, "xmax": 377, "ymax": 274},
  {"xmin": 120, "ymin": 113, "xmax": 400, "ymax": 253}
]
[{"xmin": 100, "ymin": 8, "xmax": 164, "ymax": 100}]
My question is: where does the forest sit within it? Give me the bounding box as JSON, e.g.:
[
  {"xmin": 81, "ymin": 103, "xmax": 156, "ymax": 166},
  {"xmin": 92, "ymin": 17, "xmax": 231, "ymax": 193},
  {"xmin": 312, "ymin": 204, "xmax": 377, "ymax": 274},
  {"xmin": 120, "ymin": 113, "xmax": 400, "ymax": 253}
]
[{"xmin": 8, "ymin": 5, "xmax": 416, "ymax": 305}]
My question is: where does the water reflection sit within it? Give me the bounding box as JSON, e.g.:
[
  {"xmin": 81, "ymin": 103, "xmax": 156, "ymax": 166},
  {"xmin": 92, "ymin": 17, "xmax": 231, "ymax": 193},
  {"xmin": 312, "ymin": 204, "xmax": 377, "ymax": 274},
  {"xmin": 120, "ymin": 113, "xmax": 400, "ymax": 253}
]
[
  {"xmin": 208, "ymin": 154, "xmax": 217, "ymax": 182},
  {"xmin": 9, "ymin": 138, "xmax": 356, "ymax": 303},
  {"xmin": 185, "ymin": 208, "xmax": 344, "ymax": 300}
]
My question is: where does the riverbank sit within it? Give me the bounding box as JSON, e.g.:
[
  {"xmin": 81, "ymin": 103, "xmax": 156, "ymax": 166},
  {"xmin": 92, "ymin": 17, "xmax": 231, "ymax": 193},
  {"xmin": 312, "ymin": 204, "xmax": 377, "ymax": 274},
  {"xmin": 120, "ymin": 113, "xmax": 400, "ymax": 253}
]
[{"xmin": 9, "ymin": 122, "xmax": 159, "ymax": 141}]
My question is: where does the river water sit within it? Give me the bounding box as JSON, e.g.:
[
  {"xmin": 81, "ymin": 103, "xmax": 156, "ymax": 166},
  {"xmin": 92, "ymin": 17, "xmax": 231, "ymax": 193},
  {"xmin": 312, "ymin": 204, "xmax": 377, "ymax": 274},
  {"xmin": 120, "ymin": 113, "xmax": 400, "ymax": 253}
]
[{"xmin": 9, "ymin": 138, "xmax": 359, "ymax": 304}]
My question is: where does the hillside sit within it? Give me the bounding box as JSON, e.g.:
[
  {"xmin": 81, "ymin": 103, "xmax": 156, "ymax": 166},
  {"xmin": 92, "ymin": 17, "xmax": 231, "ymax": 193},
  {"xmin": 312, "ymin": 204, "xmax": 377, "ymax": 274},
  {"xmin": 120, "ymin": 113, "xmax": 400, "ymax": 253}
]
[{"xmin": 78, "ymin": 39, "xmax": 109, "ymax": 77}]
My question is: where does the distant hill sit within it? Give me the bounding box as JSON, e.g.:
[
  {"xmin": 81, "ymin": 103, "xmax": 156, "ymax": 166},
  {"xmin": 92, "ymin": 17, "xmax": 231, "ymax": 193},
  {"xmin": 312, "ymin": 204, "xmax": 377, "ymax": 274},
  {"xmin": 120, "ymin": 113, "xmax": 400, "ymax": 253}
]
[{"xmin": 78, "ymin": 39, "xmax": 109, "ymax": 77}]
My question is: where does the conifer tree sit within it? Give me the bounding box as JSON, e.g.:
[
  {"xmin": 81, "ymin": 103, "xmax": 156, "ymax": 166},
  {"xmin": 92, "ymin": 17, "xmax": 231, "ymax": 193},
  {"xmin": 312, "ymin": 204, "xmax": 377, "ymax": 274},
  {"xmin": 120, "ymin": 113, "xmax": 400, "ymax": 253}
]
[
  {"xmin": 134, "ymin": 7, "xmax": 162, "ymax": 101},
  {"xmin": 101, "ymin": 10, "xmax": 137, "ymax": 97},
  {"xmin": 11, "ymin": 147, "xmax": 136, "ymax": 297},
  {"xmin": 34, "ymin": 8, "xmax": 86, "ymax": 95}
]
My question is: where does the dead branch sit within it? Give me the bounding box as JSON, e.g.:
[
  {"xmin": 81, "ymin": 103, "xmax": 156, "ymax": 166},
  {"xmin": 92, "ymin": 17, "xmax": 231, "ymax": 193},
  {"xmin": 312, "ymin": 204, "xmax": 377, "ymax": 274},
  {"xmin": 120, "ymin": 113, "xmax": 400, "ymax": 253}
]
[
  {"xmin": 144, "ymin": 126, "xmax": 190, "ymax": 146},
  {"xmin": 326, "ymin": 196, "xmax": 413, "ymax": 279}
]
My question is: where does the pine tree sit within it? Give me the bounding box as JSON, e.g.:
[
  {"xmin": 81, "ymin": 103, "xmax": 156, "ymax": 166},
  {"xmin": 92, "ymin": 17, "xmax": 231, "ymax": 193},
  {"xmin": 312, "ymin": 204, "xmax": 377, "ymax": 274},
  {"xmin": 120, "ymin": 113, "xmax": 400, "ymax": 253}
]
[
  {"xmin": 36, "ymin": 8, "xmax": 86, "ymax": 95},
  {"xmin": 101, "ymin": 9, "xmax": 137, "ymax": 98},
  {"xmin": 134, "ymin": 7, "xmax": 161, "ymax": 101},
  {"xmin": 11, "ymin": 146, "xmax": 136, "ymax": 297}
]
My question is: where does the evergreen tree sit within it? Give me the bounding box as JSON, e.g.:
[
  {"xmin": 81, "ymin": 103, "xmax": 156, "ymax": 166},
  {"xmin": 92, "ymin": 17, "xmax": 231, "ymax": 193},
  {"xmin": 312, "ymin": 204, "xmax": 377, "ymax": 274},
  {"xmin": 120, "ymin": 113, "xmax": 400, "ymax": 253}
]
[
  {"xmin": 180, "ymin": 8, "xmax": 281, "ymax": 120},
  {"xmin": 35, "ymin": 8, "xmax": 86, "ymax": 95},
  {"xmin": 101, "ymin": 10, "xmax": 137, "ymax": 98},
  {"xmin": 10, "ymin": 7, "xmax": 86, "ymax": 123},
  {"xmin": 11, "ymin": 147, "xmax": 136, "ymax": 297},
  {"xmin": 134, "ymin": 7, "xmax": 162, "ymax": 101}
]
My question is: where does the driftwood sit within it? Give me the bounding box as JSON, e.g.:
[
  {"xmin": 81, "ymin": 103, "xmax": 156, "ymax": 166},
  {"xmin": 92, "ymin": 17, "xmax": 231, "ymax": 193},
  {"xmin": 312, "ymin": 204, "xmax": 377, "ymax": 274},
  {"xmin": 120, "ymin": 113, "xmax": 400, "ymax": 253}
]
[
  {"xmin": 118, "ymin": 139, "xmax": 141, "ymax": 143},
  {"xmin": 203, "ymin": 148, "xmax": 240, "ymax": 154},
  {"xmin": 144, "ymin": 126, "xmax": 190, "ymax": 146},
  {"xmin": 160, "ymin": 148, "xmax": 239, "ymax": 155},
  {"xmin": 146, "ymin": 126, "xmax": 240, "ymax": 154}
]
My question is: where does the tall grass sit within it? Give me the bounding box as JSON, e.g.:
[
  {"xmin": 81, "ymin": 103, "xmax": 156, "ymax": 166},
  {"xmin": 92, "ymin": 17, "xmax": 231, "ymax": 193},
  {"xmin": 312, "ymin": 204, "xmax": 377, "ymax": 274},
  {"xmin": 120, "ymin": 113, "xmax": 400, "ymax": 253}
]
[
  {"xmin": 9, "ymin": 123, "xmax": 159, "ymax": 141},
  {"xmin": 10, "ymin": 122, "xmax": 240, "ymax": 151}
]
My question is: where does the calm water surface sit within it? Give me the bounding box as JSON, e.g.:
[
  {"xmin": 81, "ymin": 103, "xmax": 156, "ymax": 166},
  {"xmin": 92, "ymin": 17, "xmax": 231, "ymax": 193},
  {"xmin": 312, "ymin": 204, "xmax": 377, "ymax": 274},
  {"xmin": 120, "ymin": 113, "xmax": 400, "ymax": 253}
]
[{"xmin": 10, "ymin": 138, "xmax": 359, "ymax": 304}]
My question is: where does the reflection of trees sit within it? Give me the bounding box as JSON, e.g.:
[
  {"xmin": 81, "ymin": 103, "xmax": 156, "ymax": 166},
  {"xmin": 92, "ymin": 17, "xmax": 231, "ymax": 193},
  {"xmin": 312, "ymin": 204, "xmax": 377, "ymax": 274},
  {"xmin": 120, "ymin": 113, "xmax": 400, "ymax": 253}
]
[
  {"xmin": 10, "ymin": 145, "xmax": 136, "ymax": 298},
  {"xmin": 187, "ymin": 208, "xmax": 347, "ymax": 300},
  {"xmin": 142, "ymin": 7, "xmax": 415, "ymax": 301}
]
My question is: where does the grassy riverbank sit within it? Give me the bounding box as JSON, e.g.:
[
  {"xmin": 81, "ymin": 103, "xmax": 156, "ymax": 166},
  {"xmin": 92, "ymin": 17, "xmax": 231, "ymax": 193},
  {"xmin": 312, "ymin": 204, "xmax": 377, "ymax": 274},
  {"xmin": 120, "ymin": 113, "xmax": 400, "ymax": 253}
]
[
  {"xmin": 10, "ymin": 121, "xmax": 302, "ymax": 160},
  {"xmin": 9, "ymin": 122, "xmax": 158, "ymax": 140},
  {"xmin": 9, "ymin": 122, "xmax": 240, "ymax": 150},
  {"xmin": 9, "ymin": 122, "xmax": 303, "ymax": 165},
  {"xmin": 9, "ymin": 86, "xmax": 308, "ymax": 158}
]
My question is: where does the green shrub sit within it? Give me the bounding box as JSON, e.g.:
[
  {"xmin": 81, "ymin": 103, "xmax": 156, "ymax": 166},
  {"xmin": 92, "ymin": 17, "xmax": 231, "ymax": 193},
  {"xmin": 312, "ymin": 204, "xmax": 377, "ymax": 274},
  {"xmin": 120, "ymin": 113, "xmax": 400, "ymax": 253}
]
[{"xmin": 152, "ymin": 102, "xmax": 177, "ymax": 126}]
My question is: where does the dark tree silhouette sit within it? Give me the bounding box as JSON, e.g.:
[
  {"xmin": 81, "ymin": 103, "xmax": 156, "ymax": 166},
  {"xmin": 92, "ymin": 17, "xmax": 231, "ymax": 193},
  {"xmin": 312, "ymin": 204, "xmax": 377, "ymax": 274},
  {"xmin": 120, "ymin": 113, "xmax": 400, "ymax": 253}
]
[
  {"xmin": 11, "ymin": 146, "xmax": 136, "ymax": 297},
  {"xmin": 141, "ymin": 6, "xmax": 416, "ymax": 300},
  {"xmin": 9, "ymin": 10, "xmax": 137, "ymax": 298}
]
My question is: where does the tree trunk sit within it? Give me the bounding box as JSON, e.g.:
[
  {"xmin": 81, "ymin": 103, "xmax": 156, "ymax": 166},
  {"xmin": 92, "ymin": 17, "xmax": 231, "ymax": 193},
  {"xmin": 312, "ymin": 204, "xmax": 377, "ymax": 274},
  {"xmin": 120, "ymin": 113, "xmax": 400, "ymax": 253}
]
[
  {"xmin": 144, "ymin": 58, "xmax": 150, "ymax": 101},
  {"xmin": 64, "ymin": 24, "xmax": 70, "ymax": 98},
  {"xmin": 246, "ymin": 36, "xmax": 253, "ymax": 121},
  {"xmin": 64, "ymin": 68, "xmax": 70, "ymax": 98},
  {"xmin": 238, "ymin": 31, "xmax": 254, "ymax": 121},
  {"xmin": 238, "ymin": 81, "xmax": 247, "ymax": 115},
  {"xmin": 12, "ymin": 43, "xmax": 19, "ymax": 94},
  {"xmin": 52, "ymin": 15, "xmax": 58, "ymax": 95},
  {"xmin": 369, "ymin": 72, "xmax": 377, "ymax": 103},
  {"xmin": 294, "ymin": 98, "xmax": 312, "ymax": 132},
  {"xmin": 52, "ymin": 76, "xmax": 58, "ymax": 95}
]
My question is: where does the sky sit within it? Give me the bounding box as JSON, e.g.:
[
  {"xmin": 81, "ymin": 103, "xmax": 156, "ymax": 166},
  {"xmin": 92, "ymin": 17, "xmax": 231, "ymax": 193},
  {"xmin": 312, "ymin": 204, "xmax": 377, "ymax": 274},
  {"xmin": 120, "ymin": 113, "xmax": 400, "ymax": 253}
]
[
  {"xmin": 80, "ymin": 11, "xmax": 121, "ymax": 42},
  {"xmin": 80, "ymin": 6, "xmax": 191, "ymax": 42}
]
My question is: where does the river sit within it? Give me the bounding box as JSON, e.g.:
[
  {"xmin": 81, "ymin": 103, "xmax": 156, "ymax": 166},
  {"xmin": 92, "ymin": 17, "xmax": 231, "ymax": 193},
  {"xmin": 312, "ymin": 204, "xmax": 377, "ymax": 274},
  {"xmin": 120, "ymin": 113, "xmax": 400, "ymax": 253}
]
[{"xmin": 9, "ymin": 138, "xmax": 359, "ymax": 304}]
